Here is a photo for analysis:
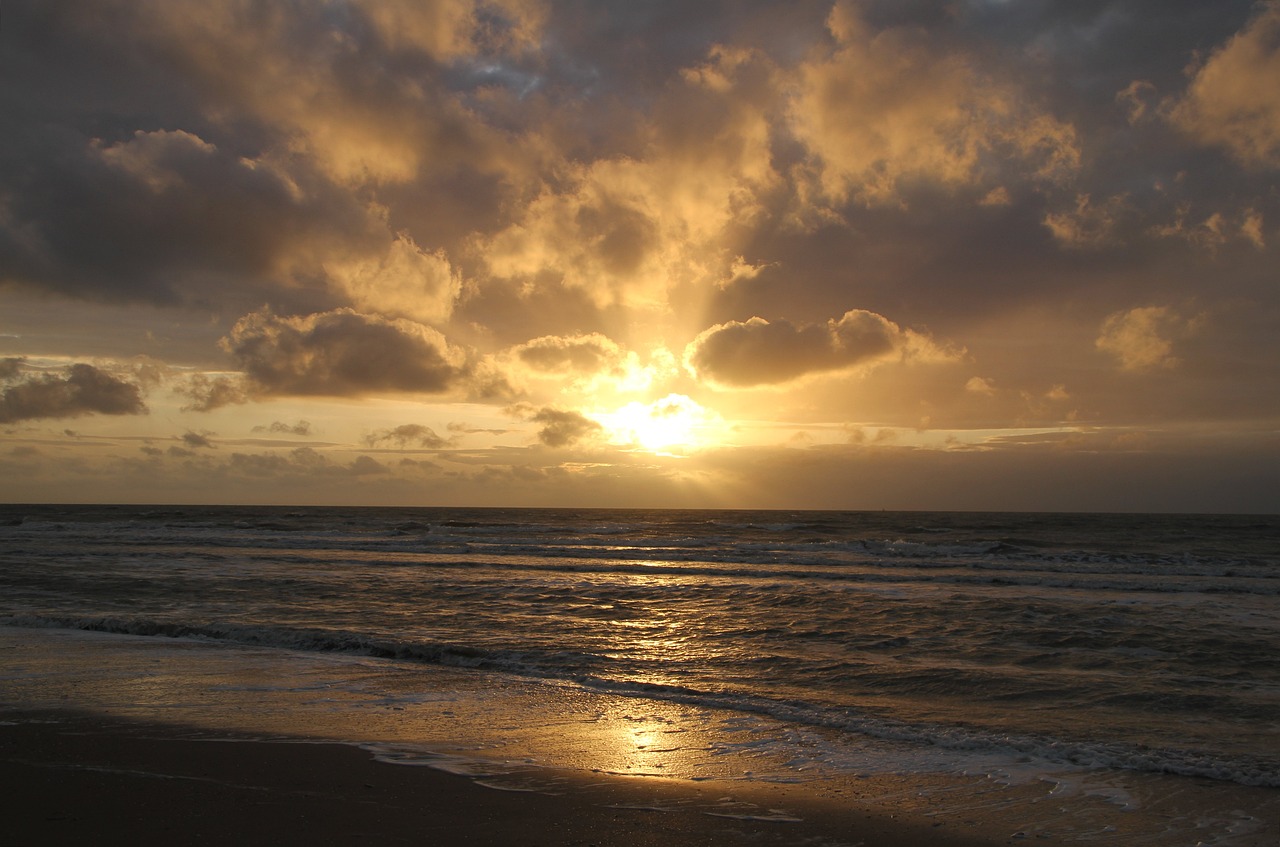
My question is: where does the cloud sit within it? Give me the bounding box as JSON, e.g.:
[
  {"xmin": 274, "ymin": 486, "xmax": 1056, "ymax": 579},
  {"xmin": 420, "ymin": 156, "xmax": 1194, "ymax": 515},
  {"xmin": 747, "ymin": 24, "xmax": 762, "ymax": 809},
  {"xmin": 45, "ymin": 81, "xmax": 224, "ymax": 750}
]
[
  {"xmin": 0, "ymin": 7, "xmax": 523, "ymax": 317},
  {"xmin": 0, "ymin": 363, "xmax": 146, "ymax": 423},
  {"xmin": 0, "ymin": 358, "xmax": 25, "ymax": 381},
  {"xmin": 324, "ymin": 234, "xmax": 462, "ymax": 326},
  {"xmin": 1, "ymin": 124, "xmax": 383, "ymax": 308},
  {"xmin": 178, "ymin": 375, "xmax": 250, "ymax": 413},
  {"xmin": 966, "ymin": 376, "xmax": 997, "ymax": 395},
  {"xmin": 479, "ymin": 44, "xmax": 779, "ymax": 308},
  {"xmin": 1148, "ymin": 205, "xmax": 1265, "ymax": 252},
  {"xmin": 1241, "ymin": 209, "xmax": 1266, "ymax": 249},
  {"xmin": 1166, "ymin": 3, "xmax": 1280, "ymax": 168},
  {"xmin": 1116, "ymin": 80, "xmax": 1159, "ymax": 125},
  {"xmin": 95, "ymin": 128, "xmax": 219, "ymax": 192},
  {"xmin": 528, "ymin": 407, "xmax": 602, "ymax": 447},
  {"xmin": 1096, "ymin": 306, "xmax": 1200, "ymax": 372},
  {"xmin": 180, "ymin": 431, "xmax": 215, "ymax": 449},
  {"xmin": 1, "ymin": 1, "xmax": 1278, "ymax": 512},
  {"xmin": 514, "ymin": 333, "xmax": 625, "ymax": 374},
  {"xmin": 447, "ymin": 421, "xmax": 511, "ymax": 436},
  {"xmin": 503, "ymin": 333, "xmax": 679, "ymax": 398},
  {"xmin": 788, "ymin": 1, "xmax": 1079, "ymax": 206},
  {"xmin": 221, "ymin": 308, "xmax": 468, "ymax": 397},
  {"xmin": 364, "ymin": 424, "xmax": 452, "ymax": 448},
  {"xmin": 978, "ymin": 186, "xmax": 1012, "ymax": 207},
  {"xmin": 361, "ymin": 0, "xmax": 545, "ymax": 61},
  {"xmin": 252, "ymin": 420, "xmax": 314, "ymax": 436},
  {"xmin": 350, "ymin": 455, "xmax": 391, "ymax": 475},
  {"xmin": 104, "ymin": 0, "xmax": 522, "ymax": 187},
  {"xmin": 684, "ymin": 309, "xmax": 956, "ymax": 389},
  {"xmin": 719, "ymin": 256, "xmax": 772, "ymax": 289},
  {"xmin": 1043, "ymin": 194, "xmax": 1130, "ymax": 249},
  {"xmin": 225, "ymin": 447, "xmax": 388, "ymax": 478},
  {"xmin": 1148, "ymin": 208, "xmax": 1228, "ymax": 251}
]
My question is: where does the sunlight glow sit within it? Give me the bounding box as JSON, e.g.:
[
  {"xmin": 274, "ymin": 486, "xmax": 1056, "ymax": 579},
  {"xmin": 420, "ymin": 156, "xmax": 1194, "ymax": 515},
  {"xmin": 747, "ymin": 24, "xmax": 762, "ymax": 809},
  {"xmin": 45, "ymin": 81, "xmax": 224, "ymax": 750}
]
[{"xmin": 594, "ymin": 394, "xmax": 718, "ymax": 453}]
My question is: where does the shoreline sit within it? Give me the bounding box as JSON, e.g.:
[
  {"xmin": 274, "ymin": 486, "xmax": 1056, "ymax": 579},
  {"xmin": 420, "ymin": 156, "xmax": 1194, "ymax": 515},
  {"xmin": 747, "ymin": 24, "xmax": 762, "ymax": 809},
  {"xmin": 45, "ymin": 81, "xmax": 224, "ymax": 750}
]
[
  {"xmin": 2, "ymin": 708, "xmax": 993, "ymax": 847},
  {"xmin": 3, "ymin": 626, "xmax": 1277, "ymax": 846}
]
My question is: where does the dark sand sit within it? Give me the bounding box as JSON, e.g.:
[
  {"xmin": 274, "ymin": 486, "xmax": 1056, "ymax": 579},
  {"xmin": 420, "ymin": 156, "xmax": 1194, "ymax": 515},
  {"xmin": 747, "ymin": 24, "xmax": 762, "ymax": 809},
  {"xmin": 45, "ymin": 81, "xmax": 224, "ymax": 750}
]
[{"xmin": 1, "ymin": 709, "xmax": 999, "ymax": 847}]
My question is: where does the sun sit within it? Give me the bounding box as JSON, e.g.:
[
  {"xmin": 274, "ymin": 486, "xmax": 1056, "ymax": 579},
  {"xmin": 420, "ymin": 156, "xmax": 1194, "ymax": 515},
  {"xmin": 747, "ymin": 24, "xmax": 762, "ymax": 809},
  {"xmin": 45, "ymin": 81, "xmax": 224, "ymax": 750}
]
[{"xmin": 595, "ymin": 394, "xmax": 716, "ymax": 453}]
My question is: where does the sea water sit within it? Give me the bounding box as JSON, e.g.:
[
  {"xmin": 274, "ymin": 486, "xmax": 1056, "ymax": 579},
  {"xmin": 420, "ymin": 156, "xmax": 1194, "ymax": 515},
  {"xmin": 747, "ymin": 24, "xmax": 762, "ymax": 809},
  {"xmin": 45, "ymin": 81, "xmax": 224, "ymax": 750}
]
[{"xmin": 1, "ymin": 505, "xmax": 1277, "ymax": 843}]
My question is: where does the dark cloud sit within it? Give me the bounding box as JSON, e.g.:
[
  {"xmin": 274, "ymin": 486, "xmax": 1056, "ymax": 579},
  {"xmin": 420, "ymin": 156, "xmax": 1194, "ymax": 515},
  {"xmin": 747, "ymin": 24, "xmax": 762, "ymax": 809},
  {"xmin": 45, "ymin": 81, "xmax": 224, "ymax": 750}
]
[
  {"xmin": 0, "ymin": 2, "xmax": 501, "ymax": 317},
  {"xmin": 0, "ymin": 363, "xmax": 146, "ymax": 423},
  {"xmin": 252, "ymin": 420, "xmax": 314, "ymax": 436},
  {"xmin": 0, "ymin": 124, "xmax": 372, "ymax": 311},
  {"xmin": 224, "ymin": 447, "xmax": 388, "ymax": 479},
  {"xmin": 178, "ymin": 375, "xmax": 250, "ymax": 413},
  {"xmin": 226, "ymin": 451, "xmax": 292, "ymax": 477},
  {"xmin": 180, "ymin": 431, "xmax": 215, "ymax": 449},
  {"xmin": 364, "ymin": 424, "xmax": 452, "ymax": 449},
  {"xmin": 447, "ymin": 421, "xmax": 511, "ymax": 436},
  {"xmin": 0, "ymin": 358, "xmax": 25, "ymax": 380},
  {"xmin": 530, "ymin": 407, "xmax": 603, "ymax": 448},
  {"xmin": 350, "ymin": 455, "xmax": 390, "ymax": 475},
  {"xmin": 685, "ymin": 310, "xmax": 951, "ymax": 388},
  {"xmin": 222, "ymin": 309, "xmax": 468, "ymax": 397}
]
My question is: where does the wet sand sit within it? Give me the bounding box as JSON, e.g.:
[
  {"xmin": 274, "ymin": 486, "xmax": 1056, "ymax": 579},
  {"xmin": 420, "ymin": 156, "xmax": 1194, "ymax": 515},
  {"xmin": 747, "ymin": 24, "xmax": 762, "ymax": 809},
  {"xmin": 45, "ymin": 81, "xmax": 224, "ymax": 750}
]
[
  {"xmin": 1, "ymin": 708, "xmax": 998, "ymax": 847},
  {"xmin": 5, "ymin": 628, "xmax": 1276, "ymax": 846}
]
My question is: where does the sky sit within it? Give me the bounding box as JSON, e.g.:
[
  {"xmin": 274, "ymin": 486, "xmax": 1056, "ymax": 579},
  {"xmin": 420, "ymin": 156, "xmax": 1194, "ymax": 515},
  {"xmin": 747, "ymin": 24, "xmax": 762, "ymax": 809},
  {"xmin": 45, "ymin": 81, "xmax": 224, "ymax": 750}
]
[{"xmin": 1, "ymin": 0, "xmax": 1278, "ymax": 512}]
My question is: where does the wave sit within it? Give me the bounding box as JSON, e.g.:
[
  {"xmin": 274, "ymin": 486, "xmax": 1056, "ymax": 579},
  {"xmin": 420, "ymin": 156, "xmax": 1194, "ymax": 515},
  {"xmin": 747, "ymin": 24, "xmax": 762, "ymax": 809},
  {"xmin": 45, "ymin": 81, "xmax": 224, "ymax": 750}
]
[
  {"xmin": 5, "ymin": 614, "xmax": 1276, "ymax": 789},
  {"xmin": 1, "ymin": 614, "xmax": 562, "ymax": 675},
  {"xmin": 10, "ymin": 519, "xmax": 1273, "ymax": 596}
]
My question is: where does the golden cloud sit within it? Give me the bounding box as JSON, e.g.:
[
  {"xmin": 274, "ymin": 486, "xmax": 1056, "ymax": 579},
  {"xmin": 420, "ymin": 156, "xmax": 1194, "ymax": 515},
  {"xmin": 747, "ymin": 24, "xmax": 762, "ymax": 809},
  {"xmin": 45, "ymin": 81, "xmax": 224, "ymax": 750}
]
[
  {"xmin": 362, "ymin": 0, "xmax": 546, "ymax": 59},
  {"xmin": 479, "ymin": 46, "xmax": 779, "ymax": 308},
  {"xmin": 324, "ymin": 234, "xmax": 462, "ymax": 326},
  {"xmin": 1167, "ymin": 3, "xmax": 1280, "ymax": 169},
  {"xmin": 1096, "ymin": 306, "xmax": 1201, "ymax": 372},
  {"xmin": 101, "ymin": 0, "xmax": 518, "ymax": 186},
  {"xmin": 1044, "ymin": 193, "xmax": 1130, "ymax": 249},
  {"xmin": 789, "ymin": 1, "xmax": 1079, "ymax": 206},
  {"xmin": 513, "ymin": 333, "xmax": 625, "ymax": 374},
  {"xmin": 501, "ymin": 333, "xmax": 680, "ymax": 402},
  {"xmin": 965, "ymin": 376, "xmax": 997, "ymax": 395},
  {"xmin": 94, "ymin": 129, "xmax": 219, "ymax": 192},
  {"xmin": 1148, "ymin": 205, "xmax": 1266, "ymax": 251}
]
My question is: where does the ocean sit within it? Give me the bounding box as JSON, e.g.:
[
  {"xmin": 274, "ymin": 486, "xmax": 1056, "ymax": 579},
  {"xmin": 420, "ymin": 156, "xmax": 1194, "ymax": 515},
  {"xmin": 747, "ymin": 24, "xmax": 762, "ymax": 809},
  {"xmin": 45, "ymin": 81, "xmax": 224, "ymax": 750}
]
[{"xmin": 2, "ymin": 504, "xmax": 1277, "ymax": 843}]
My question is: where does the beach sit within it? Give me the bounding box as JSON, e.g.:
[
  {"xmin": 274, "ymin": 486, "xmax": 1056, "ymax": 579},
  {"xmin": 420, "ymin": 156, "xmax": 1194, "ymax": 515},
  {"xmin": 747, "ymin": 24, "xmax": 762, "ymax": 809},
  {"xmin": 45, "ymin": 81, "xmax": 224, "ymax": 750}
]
[
  {"xmin": 2, "ymin": 506, "xmax": 1277, "ymax": 845},
  {"xmin": 3, "ymin": 705, "xmax": 1011, "ymax": 847},
  {"xmin": 0, "ymin": 627, "xmax": 1045, "ymax": 847}
]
